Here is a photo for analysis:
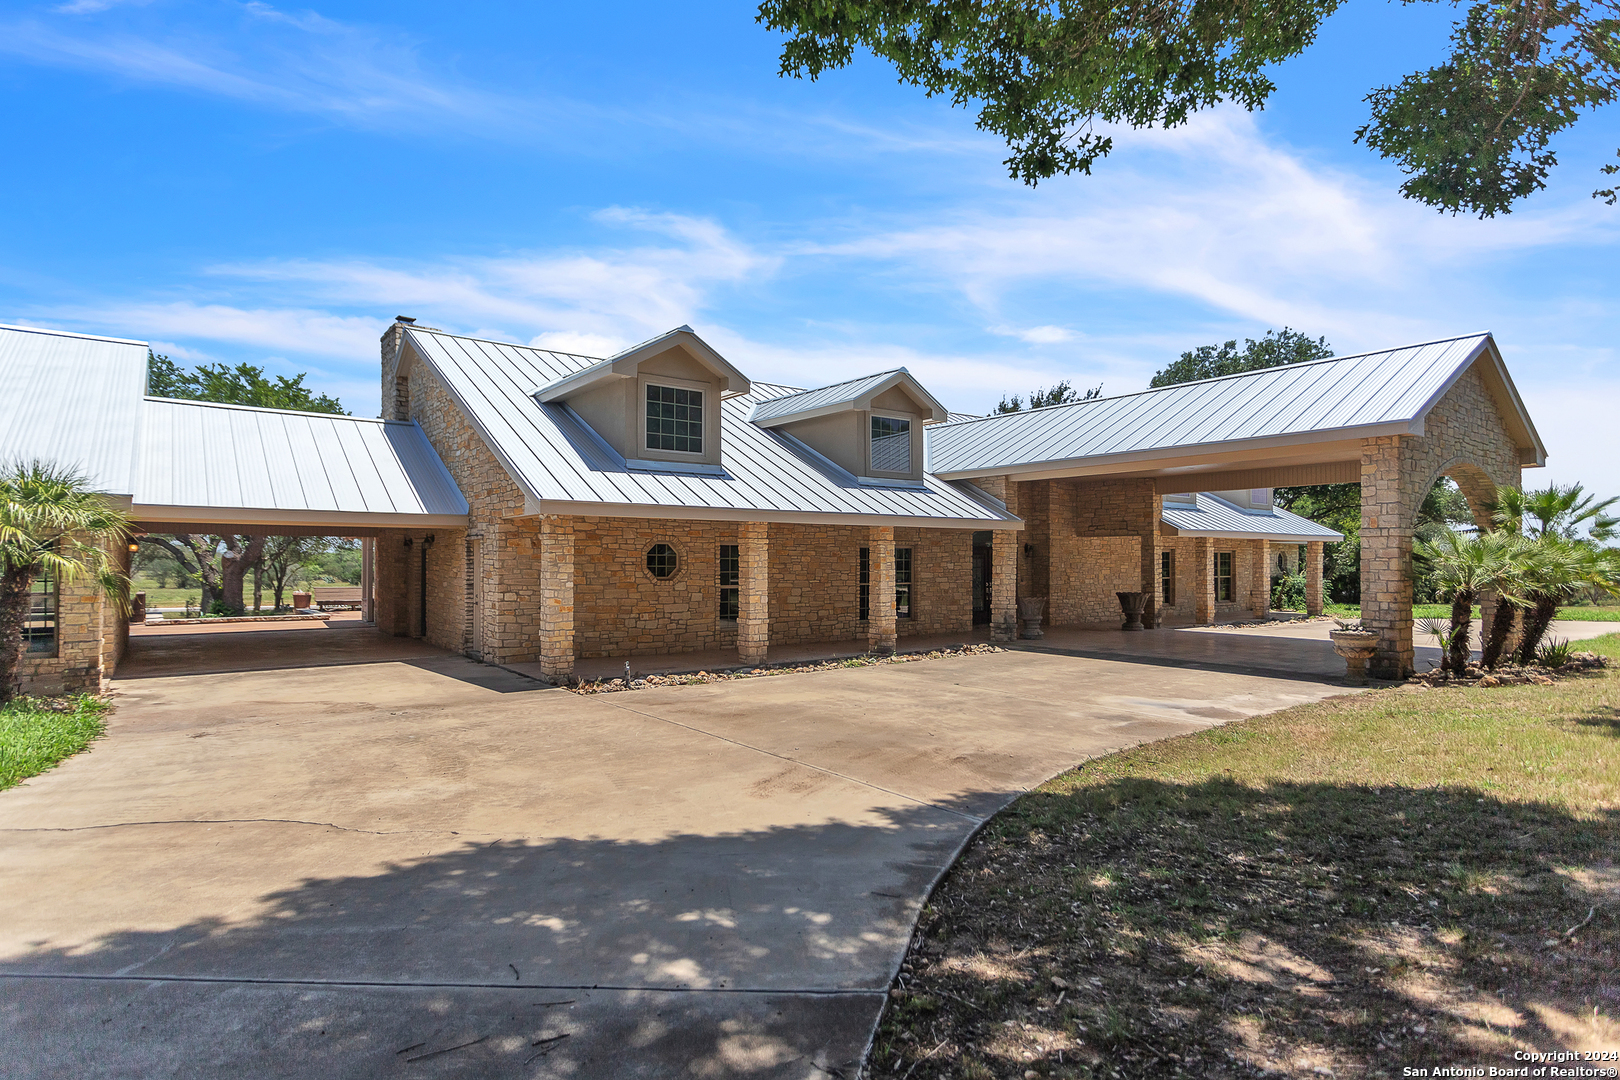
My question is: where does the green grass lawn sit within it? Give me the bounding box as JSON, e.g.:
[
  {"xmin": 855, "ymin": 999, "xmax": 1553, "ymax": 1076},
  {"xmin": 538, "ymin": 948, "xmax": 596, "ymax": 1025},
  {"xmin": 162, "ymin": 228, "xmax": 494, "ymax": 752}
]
[
  {"xmin": 872, "ymin": 633, "xmax": 1620, "ymax": 1078},
  {"xmin": 1322, "ymin": 601, "xmax": 1620, "ymax": 622},
  {"xmin": 0, "ymin": 695, "xmax": 110, "ymax": 791}
]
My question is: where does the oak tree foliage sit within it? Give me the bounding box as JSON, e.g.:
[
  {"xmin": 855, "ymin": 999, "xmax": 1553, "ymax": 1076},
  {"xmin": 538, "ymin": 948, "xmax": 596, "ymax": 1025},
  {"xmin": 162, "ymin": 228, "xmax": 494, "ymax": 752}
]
[{"xmin": 758, "ymin": 0, "xmax": 1620, "ymax": 215}]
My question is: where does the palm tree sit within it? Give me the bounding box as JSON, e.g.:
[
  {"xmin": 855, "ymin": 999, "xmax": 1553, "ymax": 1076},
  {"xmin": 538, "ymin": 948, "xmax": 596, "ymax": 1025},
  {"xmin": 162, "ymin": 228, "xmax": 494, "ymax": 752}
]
[
  {"xmin": 1514, "ymin": 539, "xmax": 1613, "ymax": 664},
  {"xmin": 1492, "ymin": 484, "xmax": 1618, "ymax": 543},
  {"xmin": 1478, "ymin": 534, "xmax": 1531, "ymax": 669},
  {"xmin": 0, "ymin": 461, "xmax": 131, "ymax": 704},
  {"xmin": 1413, "ymin": 530, "xmax": 1517, "ymax": 673}
]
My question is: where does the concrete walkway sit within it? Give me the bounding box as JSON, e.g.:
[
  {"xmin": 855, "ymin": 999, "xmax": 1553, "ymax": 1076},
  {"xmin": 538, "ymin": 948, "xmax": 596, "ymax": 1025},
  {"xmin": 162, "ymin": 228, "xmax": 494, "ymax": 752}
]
[{"xmin": 0, "ymin": 619, "xmax": 1604, "ymax": 1077}]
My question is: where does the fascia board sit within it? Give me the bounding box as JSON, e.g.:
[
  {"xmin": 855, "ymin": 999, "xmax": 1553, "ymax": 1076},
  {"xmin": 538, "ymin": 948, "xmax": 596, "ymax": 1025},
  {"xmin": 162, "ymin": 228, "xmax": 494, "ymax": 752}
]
[
  {"xmin": 607, "ymin": 328, "xmax": 753, "ymax": 395},
  {"xmin": 1405, "ymin": 335, "xmax": 1546, "ymax": 466},
  {"xmin": 533, "ymin": 359, "xmax": 619, "ymax": 402},
  {"xmin": 130, "ymin": 504, "xmax": 472, "ymax": 529},
  {"xmin": 751, "ymin": 400, "xmax": 851, "ymax": 428},
  {"xmin": 520, "ymin": 495, "xmax": 1023, "ymax": 530},
  {"xmin": 852, "ymin": 371, "xmax": 950, "ymax": 423},
  {"xmin": 931, "ymin": 421, "xmax": 1416, "ymax": 481},
  {"xmin": 1163, "ymin": 527, "xmax": 1345, "ymax": 542}
]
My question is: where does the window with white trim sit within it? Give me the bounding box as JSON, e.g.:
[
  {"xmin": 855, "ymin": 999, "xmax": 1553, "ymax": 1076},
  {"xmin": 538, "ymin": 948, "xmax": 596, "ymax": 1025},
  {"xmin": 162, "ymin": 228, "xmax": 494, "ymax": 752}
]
[
  {"xmin": 870, "ymin": 415, "xmax": 911, "ymax": 473},
  {"xmin": 646, "ymin": 384, "xmax": 703, "ymax": 454}
]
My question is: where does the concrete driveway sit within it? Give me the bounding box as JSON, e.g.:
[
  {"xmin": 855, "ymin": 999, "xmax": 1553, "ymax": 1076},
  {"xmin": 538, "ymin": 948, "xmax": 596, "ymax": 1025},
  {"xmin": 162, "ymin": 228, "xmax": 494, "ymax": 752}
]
[{"xmin": 1, "ymin": 623, "xmax": 1387, "ymax": 1077}]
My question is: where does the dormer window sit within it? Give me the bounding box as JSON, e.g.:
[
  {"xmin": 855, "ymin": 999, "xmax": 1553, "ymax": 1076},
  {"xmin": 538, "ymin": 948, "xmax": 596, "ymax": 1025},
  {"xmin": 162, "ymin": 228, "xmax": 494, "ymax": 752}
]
[
  {"xmin": 870, "ymin": 415, "xmax": 911, "ymax": 473},
  {"xmin": 646, "ymin": 384, "xmax": 703, "ymax": 454}
]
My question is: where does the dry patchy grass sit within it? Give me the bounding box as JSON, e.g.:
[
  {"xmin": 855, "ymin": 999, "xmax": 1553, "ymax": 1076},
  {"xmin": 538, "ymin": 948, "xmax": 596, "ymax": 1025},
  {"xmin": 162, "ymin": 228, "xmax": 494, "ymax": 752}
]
[{"xmin": 870, "ymin": 638, "xmax": 1620, "ymax": 1080}]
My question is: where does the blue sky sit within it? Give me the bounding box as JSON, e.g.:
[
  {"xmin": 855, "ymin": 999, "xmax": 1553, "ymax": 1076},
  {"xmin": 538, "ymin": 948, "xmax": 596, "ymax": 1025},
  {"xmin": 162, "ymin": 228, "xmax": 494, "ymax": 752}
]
[{"xmin": 3, "ymin": 0, "xmax": 1616, "ymax": 488}]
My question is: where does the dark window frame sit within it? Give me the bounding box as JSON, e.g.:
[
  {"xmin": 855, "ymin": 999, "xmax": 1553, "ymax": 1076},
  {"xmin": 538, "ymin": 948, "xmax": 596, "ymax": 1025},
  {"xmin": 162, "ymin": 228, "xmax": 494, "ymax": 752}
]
[
  {"xmin": 895, "ymin": 547, "xmax": 912, "ymax": 620},
  {"xmin": 645, "ymin": 384, "xmax": 704, "ymax": 455},
  {"xmin": 25, "ymin": 564, "xmax": 58, "ymax": 656},
  {"xmin": 718, "ymin": 544, "xmax": 739, "ymax": 621},
  {"xmin": 858, "ymin": 547, "xmax": 870, "ymax": 621},
  {"xmin": 1161, "ymin": 549, "xmax": 1175, "ymax": 605},
  {"xmin": 646, "ymin": 542, "xmax": 680, "ymax": 580},
  {"xmin": 1214, "ymin": 551, "xmax": 1235, "ymax": 602}
]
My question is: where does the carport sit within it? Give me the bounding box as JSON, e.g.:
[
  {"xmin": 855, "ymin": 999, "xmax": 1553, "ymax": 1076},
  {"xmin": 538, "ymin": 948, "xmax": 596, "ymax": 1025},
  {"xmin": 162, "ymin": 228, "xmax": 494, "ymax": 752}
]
[{"xmin": 0, "ymin": 323, "xmax": 469, "ymax": 695}]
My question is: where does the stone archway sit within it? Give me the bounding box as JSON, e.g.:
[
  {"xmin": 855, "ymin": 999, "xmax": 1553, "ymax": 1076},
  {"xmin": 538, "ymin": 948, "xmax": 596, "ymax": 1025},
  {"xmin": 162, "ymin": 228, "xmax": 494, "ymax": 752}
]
[{"xmin": 1359, "ymin": 364, "xmax": 1523, "ymax": 678}]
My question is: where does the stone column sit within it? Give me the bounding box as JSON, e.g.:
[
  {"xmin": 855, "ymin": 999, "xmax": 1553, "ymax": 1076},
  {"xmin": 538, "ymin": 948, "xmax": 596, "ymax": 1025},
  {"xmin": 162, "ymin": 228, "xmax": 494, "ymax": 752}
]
[
  {"xmin": 373, "ymin": 530, "xmax": 413, "ymax": 637},
  {"xmin": 538, "ymin": 515, "xmax": 575, "ymax": 682},
  {"xmin": 990, "ymin": 528, "xmax": 1018, "ymax": 642},
  {"xmin": 1140, "ymin": 490, "xmax": 1164, "ymax": 628},
  {"xmin": 1305, "ymin": 540, "xmax": 1324, "ymax": 616},
  {"xmin": 1361, "ymin": 437, "xmax": 1416, "ymax": 678},
  {"xmin": 738, "ymin": 521, "xmax": 770, "ymax": 666},
  {"xmin": 868, "ymin": 525, "xmax": 897, "ymax": 654},
  {"xmin": 360, "ymin": 537, "xmax": 375, "ymax": 623},
  {"xmin": 1193, "ymin": 536, "xmax": 1215, "ymax": 626},
  {"xmin": 1250, "ymin": 539, "xmax": 1272, "ymax": 621}
]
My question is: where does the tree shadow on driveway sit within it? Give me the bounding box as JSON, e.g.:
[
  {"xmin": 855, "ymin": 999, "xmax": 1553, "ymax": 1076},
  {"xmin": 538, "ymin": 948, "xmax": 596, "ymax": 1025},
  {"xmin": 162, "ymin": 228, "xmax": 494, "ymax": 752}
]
[{"xmin": 1, "ymin": 798, "xmax": 997, "ymax": 1079}]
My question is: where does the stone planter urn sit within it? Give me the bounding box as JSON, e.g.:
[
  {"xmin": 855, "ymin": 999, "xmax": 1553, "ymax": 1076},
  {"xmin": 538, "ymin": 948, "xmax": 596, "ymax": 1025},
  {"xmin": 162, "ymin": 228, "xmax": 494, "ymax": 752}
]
[
  {"xmin": 1116, "ymin": 591, "xmax": 1148, "ymax": 632},
  {"xmin": 1017, "ymin": 597, "xmax": 1047, "ymax": 639},
  {"xmin": 1329, "ymin": 629, "xmax": 1380, "ymax": 685}
]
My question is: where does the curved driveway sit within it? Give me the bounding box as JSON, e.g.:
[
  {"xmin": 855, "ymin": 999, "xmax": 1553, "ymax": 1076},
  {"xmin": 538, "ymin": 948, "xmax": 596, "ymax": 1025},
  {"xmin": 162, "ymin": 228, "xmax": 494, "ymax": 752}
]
[{"xmin": 2, "ymin": 622, "xmax": 1393, "ymax": 1077}]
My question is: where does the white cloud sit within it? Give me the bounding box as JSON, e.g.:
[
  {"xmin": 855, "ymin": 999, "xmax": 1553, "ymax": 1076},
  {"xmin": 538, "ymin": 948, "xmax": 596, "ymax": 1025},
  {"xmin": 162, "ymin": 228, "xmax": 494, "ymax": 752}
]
[
  {"xmin": 990, "ymin": 324, "xmax": 1077, "ymax": 345},
  {"xmin": 809, "ymin": 109, "xmax": 1620, "ymax": 354}
]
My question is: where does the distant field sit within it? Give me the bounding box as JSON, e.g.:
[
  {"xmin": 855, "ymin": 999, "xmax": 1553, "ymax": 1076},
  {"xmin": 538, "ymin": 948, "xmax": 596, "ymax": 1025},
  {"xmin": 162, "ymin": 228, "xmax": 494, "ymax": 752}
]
[
  {"xmin": 131, "ymin": 579, "xmax": 358, "ymax": 610},
  {"xmin": 1322, "ymin": 602, "xmax": 1620, "ymax": 622}
]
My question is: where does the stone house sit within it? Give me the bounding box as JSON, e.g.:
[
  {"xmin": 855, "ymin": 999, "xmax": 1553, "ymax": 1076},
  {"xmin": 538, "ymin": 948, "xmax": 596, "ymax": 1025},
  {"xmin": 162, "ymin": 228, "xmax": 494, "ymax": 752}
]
[{"xmin": 0, "ymin": 318, "xmax": 1544, "ymax": 692}]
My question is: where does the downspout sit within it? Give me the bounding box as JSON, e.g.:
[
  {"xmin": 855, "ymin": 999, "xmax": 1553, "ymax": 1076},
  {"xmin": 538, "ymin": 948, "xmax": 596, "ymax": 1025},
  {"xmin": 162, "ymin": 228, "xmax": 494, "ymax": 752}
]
[{"xmin": 421, "ymin": 534, "xmax": 434, "ymax": 639}]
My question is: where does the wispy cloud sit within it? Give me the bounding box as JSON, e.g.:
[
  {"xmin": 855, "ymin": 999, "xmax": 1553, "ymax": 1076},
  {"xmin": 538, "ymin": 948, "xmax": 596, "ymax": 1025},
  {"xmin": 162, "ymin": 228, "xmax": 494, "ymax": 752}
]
[
  {"xmin": 0, "ymin": 4, "xmax": 555, "ymax": 138},
  {"xmin": 810, "ymin": 109, "xmax": 1620, "ymax": 353}
]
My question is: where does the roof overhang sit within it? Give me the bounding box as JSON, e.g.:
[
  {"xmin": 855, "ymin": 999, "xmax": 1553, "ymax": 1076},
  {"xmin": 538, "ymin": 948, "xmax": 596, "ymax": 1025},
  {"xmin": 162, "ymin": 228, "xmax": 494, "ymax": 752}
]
[
  {"xmin": 533, "ymin": 325, "xmax": 751, "ymax": 402},
  {"xmin": 130, "ymin": 505, "xmax": 471, "ymax": 531},
  {"xmin": 517, "ymin": 496, "xmax": 1022, "ymax": 530},
  {"xmin": 751, "ymin": 370, "xmax": 950, "ymax": 428}
]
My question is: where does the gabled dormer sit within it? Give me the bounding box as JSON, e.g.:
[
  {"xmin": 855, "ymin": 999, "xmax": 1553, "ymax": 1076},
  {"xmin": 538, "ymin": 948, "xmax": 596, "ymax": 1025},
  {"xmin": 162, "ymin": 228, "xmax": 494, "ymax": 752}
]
[
  {"xmin": 533, "ymin": 326, "xmax": 750, "ymax": 473},
  {"xmin": 750, "ymin": 369, "xmax": 948, "ymax": 486}
]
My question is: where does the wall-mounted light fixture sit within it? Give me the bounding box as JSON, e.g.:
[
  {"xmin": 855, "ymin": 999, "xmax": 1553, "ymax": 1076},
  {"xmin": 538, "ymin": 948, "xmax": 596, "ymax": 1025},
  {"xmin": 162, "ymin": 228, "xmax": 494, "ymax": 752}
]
[
  {"xmin": 1023, "ymin": 543, "xmax": 1034, "ymax": 557},
  {"xmin": 424, "ymin": 534, "xmax": 435, "ymax": 547},
  {"xmin": 404, "ymin": 537, "xmax": 413, "ymax": 549}
]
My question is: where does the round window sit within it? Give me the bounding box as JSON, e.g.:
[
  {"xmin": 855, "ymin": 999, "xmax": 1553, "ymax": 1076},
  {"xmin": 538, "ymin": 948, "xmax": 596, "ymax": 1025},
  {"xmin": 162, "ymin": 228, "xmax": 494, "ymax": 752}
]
[{"xmin": 646, "ymin": 543, "xmax": 679, "ymax": 579}]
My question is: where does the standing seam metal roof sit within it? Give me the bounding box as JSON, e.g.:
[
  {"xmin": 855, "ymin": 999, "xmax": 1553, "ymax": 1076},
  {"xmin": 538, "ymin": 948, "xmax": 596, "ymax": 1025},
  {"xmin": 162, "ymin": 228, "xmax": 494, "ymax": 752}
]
[
  {"xmin": 402, "ymin": 328, "xmax": 1018, "ymax": 525},
  {"xmin": 1160, "ymin": 493, "xmax": 1344, "ymax": 541},
  {"xmin": 0, "ymin": 323, "xmax": 149, "ymax": 496},
  {"xmin": 136, "ymin": 398, "xmax": 468, "ymax": 516},
  {"xmin": 748, "ymin": 369, "xmax": 922, "ymax": 425},
  {"xmin": 926, "ymin": 334, "xmax": 1528, "ymax": 476}
]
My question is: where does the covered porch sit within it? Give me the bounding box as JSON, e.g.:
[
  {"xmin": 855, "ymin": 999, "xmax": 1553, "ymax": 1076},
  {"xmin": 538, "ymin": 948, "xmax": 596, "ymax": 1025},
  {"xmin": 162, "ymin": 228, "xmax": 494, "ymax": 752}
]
[{"xmin": 928, "ymin": 334, "xmax": 1547, "ymax": 678}]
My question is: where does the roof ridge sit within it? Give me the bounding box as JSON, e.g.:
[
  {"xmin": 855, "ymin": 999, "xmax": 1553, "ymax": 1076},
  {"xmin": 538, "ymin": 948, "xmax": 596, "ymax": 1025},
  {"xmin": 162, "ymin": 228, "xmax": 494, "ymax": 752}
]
[
  {"xmin": 764, "ymin": 368, "xmax": 908, "ymax": 401},
  {"xmin": 0, "ymin": 321, "xmax": 150, "ymax": 346},
  {"xmin": 404, "ymin": 324, "xmax": 605, "ymax": 364},
  {"xmin": 145, "ymin": 396, "xmax": 403, "ymax": 423},
  {"xmin": 936, "ymin": 331, "xmax": 1493, "ymax": 429}
]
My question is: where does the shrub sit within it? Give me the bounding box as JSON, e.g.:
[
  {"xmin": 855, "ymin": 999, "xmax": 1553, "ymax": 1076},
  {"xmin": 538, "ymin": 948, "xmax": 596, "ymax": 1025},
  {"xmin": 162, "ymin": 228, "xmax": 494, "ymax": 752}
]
[
  {"xmin": 1536, "ymin": 638, "xmax": 1574, "ymax": 668},
  {"xmin": 1270, "ymin": 572, "xmax": 1306, "ymax": 611}
]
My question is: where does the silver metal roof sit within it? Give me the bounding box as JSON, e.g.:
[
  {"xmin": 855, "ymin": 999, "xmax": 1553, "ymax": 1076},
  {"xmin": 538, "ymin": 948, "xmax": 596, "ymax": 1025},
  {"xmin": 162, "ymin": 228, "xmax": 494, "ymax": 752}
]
[
  {"xmin": 1161, "ymin": 493, "xmax": 1344, "ymax": 542},
  {"xmin": 136, "ymin": 398, "xmax": 468, "ymax": 522},
  {"xmin": 748, "ymin": 369, "xmax": 947, "ymax": 426},
  {"xmin": 0, "ymin": 323, "xmax": 149, "ymax": 496},
  {"xmin": 927, "ymin": 333, "xmax": 1546, "ymax": 478},
  {"xmin": 402, "ymin": 328, "xmax": 1019, "ymax": 528}
]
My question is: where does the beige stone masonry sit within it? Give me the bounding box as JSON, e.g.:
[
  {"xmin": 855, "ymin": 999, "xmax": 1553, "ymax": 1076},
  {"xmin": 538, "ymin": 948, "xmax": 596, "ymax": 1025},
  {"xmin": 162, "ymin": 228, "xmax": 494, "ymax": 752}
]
[
  {"xmin": 1358, "ymin": 363, "xmax": 1521, "ymax": 678},
  {"xmin": 1193, "ymin": 536, "xmax": 1216, "ymax": 625},
  {"xmin": 1250, "ymin": 539, "xmax": 1271, "ymax": 621},
  {"xmin": 867, "ymin": 525, "xmax": 897, "ymax": 654},
  {"xmin": 738, "ymin": 522, "xmax": 769, "ymax": 665},
  {"xmin": 1306, "ymin": 540, "xmax": 1324, "ymax": 616},
  {"xmin": 539, "ymin": 515, "xmax": 575, "ymax": 680}
]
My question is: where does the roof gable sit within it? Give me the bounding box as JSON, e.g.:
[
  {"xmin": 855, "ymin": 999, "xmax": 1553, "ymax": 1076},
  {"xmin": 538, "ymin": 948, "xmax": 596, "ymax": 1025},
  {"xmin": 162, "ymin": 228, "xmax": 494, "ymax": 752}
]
[
  {"xmin": 927, "ymin": 332, "xmax": 1546, "ymax": 477},
  {"xmin": 749, "ymin": 369, "xmax": 948, "ymax": 427},
  {"xmin": 0, "ymin": 322, "xmax": 149, "ymax": 496},
  {"xmin": 533, "ymin": 325, "xmax": 750, "ymax": 402}
]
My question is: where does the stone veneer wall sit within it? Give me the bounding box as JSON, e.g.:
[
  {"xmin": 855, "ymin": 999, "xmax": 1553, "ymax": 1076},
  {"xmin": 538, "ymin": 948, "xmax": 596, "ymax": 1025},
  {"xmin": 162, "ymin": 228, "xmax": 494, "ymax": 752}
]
[
  {"xmin": 568, "ymin": 518, "xmax": 976, "ymax": 659},
  {"xmin": 1360, "ymin": 362, "xmax": 1522, "ymax": 677},
  {"xmin": 17, "ymin": 570, "xmax": 108, "ymax": 694},
  {"xmin": 1156, "ymin": 536, "xmax": 1265, "ymax": 625}
]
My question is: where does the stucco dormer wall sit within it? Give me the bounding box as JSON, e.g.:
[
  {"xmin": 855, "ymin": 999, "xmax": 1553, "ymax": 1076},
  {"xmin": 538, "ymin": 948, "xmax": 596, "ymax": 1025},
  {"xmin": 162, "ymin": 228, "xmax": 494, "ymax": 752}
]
[{"xmin": 559, "ymin": 344, "xmax": 725, "ymax": 469}]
